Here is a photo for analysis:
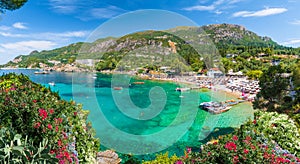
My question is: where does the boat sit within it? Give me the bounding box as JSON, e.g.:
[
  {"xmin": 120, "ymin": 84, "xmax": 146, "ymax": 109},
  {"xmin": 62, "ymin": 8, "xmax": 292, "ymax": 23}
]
[
  {"xmin": 113, "ymin": 87, "xmax": 123, "ymax": 90},
  {"xmin": 48, "ymin": 82, "xmax": 55, "ymax": 86},
  {"xmin": 175, "ymin": 87, "xmax": 191, "ymax": 92},
  {"xmin": 34, "ymin": 71, "xmax": 49, "ymax": 74},
  {"xmin": 133, "ymin": 82, "xmax": 145, "ymax": 84}
]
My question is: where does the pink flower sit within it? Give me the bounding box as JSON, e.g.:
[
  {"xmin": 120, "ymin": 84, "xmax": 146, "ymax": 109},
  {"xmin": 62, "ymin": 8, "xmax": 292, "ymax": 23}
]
[
  {"xmin": 233, "ymin": 156, "xmax": 239, "ymax": 163},
  {"xmin": 39, "ymin": 109, "xmax": 48, "ymax": 120},
  {"xmin": 232, "ymin": 135, "xmax": 238, "ymax": 141},
  {"xmin": 55, "ymin": 126, "xmax": 59, "ymax": 132},
  {"xmin": 225, "ymin": 142, "xmax": 237, "ymax": 151},
  {"xmin": 243, "ymin": 149, "xmax": 249, "ymax": 154},
  {"xmin": 34, "ymin": 122, "xmax": 41, "ymax": 129},
  {"xmin": 47, "ymin": 124, "xmax": 52, "ymax": 130},
  {"xmin": 175, "ymin": 161, "xmax": 183, "ymax": 164},
  {"xmin": 33, "ymin": 99, "xmax": 37, "ymax": 103},
  {"xmin": 208, "ymin": 152, "xmax": 211, "ymax": 156},
  {"xmin": 49, "ymin": 109, "xmax": 54, "ymax": 114},
  {"xmin": 187, "ymin": 147, "xmax": 192, "ymax": 153}
]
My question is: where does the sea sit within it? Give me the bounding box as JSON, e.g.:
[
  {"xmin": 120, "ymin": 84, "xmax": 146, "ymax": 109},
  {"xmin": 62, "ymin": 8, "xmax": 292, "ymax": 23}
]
[{"xmin": 0, "ymin": 69, "xmax": 253, "ymax": 160}]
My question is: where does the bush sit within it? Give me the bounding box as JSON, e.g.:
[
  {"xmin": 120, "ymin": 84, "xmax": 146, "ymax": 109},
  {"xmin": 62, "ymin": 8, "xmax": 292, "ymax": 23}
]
[
  {"xmin": 0, "ymin": 73, "xmax": 100, "ymax": 163},
  {"xmin": 181, "ymin": 111, "xmax": 300, "ymax": 163}
]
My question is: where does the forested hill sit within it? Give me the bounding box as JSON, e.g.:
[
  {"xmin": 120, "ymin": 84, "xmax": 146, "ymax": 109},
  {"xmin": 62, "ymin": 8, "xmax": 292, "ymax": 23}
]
[{"xmin": 1, "ymin": 24, "xmax": 299, "ymax": 69}]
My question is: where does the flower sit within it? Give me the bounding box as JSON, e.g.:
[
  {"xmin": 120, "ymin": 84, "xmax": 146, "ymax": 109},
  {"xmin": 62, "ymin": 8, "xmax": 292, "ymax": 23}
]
[
  {"xmin": 34, "ymin": 122, "xmax": 41, "ymax": 129},
  {"xmin": 233, "ymin": 156, "xmax": 239, "ymax": 163},
  {"xmin": 33, "ymin": 99, "xmax": 37, "ymax": 103},
  {"xmin": 253, "ymin": 120, "xmax": 257, "ymax": 124},
  {"xmin": 55, "ymin": 126, "xmax": 59, "ymax": 132},
  {"xmin": 245, "ymin": 136, "xmax": 251, "ymax": 141},
  {"xmin": 49, "ymin": 109, "xmax": 54, "ymax": 114},
  {"xmin": 175, "ymin": 160, "xmax": 183, "ymax": 164},
  {"xmin": 243, "ymin": 149, "xmax": 249, "ymax": 154},
  {"xmin": 47, "ymin": 124, "xmax": 52, "ymax": 130},
  {"xmin": 187, "ymin": 147, "xmax": 192, "ymax": 153},
  {"xmin": 208, "ymin": 152, "xmax": 211, "ymax": 156},
  {"xmin": 225, "ymin": 142, "xmax": 237, "ymax": 151},
  {"xmin": 232, "ymin": 135, "xmax": 238, "ymax": 141},
  {"xmin": 74, "ymin": 112, "xmax": 77, "ymax": 116},
  {"xmin": 39, "ymin": 109, "xmax": 48, "ymax": 120}
]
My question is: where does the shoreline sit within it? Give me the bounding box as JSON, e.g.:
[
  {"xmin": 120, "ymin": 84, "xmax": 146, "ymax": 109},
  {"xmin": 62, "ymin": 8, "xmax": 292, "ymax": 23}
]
[{"xmin": 0, "ymin": 68, "xmax": 253, "ymax": 102}]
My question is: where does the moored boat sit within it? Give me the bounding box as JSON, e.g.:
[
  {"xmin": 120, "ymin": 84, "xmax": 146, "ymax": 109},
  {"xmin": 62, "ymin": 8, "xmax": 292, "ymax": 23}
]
[
  {"xmin": 34, "ymin": 71, "xmax": 49, "ymax": 74},
  {"xmin": 113, "ymin": 87, "xmax": 123, "ymax": 90},
  {"xmin": 175, "ymin": 87, "xmax": 191, "ymax": 92}
]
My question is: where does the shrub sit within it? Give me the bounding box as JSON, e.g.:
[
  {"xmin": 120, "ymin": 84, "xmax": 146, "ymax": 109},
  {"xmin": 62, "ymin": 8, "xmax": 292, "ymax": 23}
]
[{"xmin": 0, "ymin": 73, "xmax": 100, "ymax": 163}]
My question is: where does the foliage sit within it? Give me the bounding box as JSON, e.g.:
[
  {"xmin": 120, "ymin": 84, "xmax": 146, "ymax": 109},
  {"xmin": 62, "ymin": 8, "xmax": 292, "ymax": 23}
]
[
  {"xmin": 181, "ymin": 111, "xmax": 300, "ymax": 163},
  {"xmin": 0, "ymin": 73, "xmax": 100, "ymax": 163},
  {"xmin": 0, "ymin": 127, "xmax": 58, "ymax": 163},
  {"xmin": 254, "ymin": 65, "xmax": 289, "ymax": 111},
  {"xmin": 246, "ymin": 70, "xmax": 263, "ymax": 80},
  {"xmin": 143, "ymin": 152, "xmax": 179, "ymax": 164},
  {"xmin": 0, "ymin": 0, "xmax": 27, "ymax": 13}
]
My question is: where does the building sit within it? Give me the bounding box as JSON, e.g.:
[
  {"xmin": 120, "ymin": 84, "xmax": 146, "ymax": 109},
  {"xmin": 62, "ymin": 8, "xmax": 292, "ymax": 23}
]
[{"xmin": 207, "ymin": 68, "xmax": 224, "ymax": 78}]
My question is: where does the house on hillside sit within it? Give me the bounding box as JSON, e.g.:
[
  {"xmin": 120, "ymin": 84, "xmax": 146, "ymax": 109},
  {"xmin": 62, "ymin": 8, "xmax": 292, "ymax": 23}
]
[{"xmin": 207, "ymin": 68, "xmax": 224, "ymax": 78}]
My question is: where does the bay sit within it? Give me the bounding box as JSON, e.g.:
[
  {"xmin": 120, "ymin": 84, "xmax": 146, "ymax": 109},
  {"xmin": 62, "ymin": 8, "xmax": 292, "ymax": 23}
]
[{"xmin": 0, "ymin": 69, "xmax": 253, "ymax": 159}]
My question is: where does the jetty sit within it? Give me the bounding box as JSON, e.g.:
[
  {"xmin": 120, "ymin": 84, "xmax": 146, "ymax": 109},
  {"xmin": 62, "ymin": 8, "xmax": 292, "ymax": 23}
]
[{"xmin": 199, "ymin": 99, "xmax": 244, "ymax": 114}]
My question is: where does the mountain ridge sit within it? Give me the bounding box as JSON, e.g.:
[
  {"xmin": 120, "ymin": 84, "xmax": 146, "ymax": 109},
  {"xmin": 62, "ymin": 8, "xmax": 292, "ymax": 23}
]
[{"xmin": 1, "ymin": 23, "xmax": 299, "ymax": 69}]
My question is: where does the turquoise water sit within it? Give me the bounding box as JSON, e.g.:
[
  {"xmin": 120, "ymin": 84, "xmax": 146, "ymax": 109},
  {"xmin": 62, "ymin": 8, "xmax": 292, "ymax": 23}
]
[{"xmin": 0, "ymin": 69, "xmax": 253, "ymax": 159}]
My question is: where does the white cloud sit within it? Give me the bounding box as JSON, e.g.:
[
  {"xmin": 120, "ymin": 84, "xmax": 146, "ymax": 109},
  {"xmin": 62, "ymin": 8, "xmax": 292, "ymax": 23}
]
[
  {"xmin": 12, "ymin": 22, "xmax": 28, "ymax": 29},
  {"xmin": 0, "ymin": 40, "xmax": 57, "ymax": 64},
  {"xmin": 182, "ymin": 5, "xmax": 215, "ymax": 11},
  {"xmin": 48, "ymin": 0, "xmax": 81, "ymax": 14},
  {"xmin": 0, "ymin": 30, "xmax": 89, "ymax": 39},
  {"xmin": 233, "ymin": 8, "xmax": 287, "ymax": 17},
  {"xmin": 0, "ymin": 26, "xmax": 11, "ymax": 31},
  {"xmin": 282, "ymin": 39, "xmax": 300, "ymax": 45},
  {"xmin": 89, "ymin": 6, "xmax": 126, "ymax": 19},
  {"xmin": 183, "ymin": 0, "xmax": 244, "ymax": 12},
  {"xmin": 0, "ymin": 32, "xmax": 26, "ymax": 37},
  {"xmin": 0, "ymin": 40, "xmax": 56, "ymax": 51},
  {"xmin": 290, "ymin": 20, "xmax": 300, "ymax": 25}
]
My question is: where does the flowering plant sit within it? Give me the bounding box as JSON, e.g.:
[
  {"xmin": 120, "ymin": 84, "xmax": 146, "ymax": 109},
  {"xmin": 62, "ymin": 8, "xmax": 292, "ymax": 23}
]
[
  {"xmin": 180, "ymin": 111, "xmax": 300, "ymax": 163},
  {"xmin": 0, "ymin": 73, "xmax": 99, "ymax": 163}
]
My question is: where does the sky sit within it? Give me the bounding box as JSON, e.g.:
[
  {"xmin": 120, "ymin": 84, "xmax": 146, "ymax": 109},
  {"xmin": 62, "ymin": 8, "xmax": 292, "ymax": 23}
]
[{"xmin": 0, "ymin": 0, "xmax": 300, "ymax": 64}]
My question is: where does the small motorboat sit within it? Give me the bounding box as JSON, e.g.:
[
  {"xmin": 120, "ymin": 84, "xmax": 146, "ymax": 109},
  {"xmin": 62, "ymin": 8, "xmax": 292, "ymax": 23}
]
[
  {"xmin": 175, "ymin": 88, "xmax": 191, "ymax": 92},
  {"xmin": 113, "ymin": 87, "xmax": 123, "ymax": 90},
  {"xmin": 133, "ymin": 82, "xmax": 145, "ymax": 84},
  {"xmin": 34, "ymin": 71, "xmax": 49, "ymax": 74},
  {"xmin": 48, "ymin": 82, "xmax": 55, "ymax": 86}
]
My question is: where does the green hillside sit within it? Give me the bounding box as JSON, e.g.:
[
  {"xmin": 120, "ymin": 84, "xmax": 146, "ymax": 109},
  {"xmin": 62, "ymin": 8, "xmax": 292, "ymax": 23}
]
[{"xmin": 1, "ymin": 24, "xmax": 299, "ymax": 70}]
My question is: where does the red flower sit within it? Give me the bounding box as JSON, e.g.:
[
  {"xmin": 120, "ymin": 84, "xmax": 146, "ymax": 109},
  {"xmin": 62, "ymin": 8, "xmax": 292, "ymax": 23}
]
[
  {"xmin": 232, "ymin": 135, "xmax": 238, "ymax": 141},
  {"xmin": 47, "ymin": 124, "xmax": 52, "ymax": 130},
  {"xmin": 253, "ymin": 120, "xmax": 257, "ymax": 124},
  {"xmin": 263, "ymin": 152, "xmax": 269, "ymax": 159},
  {"xmin": 245, "ymin": 136, "xmax": 251, "ymax": 141},
  {"xmin": 250, "ymin": 145, "xmax": 256, "ymax": 150},
  {"xmin": 243, "ymin": 149, "xmax": 249, "ymax": 154},
  {"xmin": 208, "ymin": 152, "xmax": 211, "ymax": 156},
  {"xmin": 33, "ymin": 99, "xmax": 37, "ymax": 103},
  {"xmin": 58, "ymin": 140, "xmax": 62, "ymax": 147},
  {"xmin": 39, "ymin": 109, "xmax": 48, "ymax": 120},
  {"xmin": 225, "ymin": 142, "xmax": 237, "ymax": 151},
  {"xmin": 55, "ymin": 126, "xmax": 59, "ymax": 132},
  {"xmin": 74, "ymin": 112, "xmax": 77, "ymax": 116},
  {"xmin": 49, "ymin": 109, "xmax": 54, "ymax": 114},
  {"xmin": 233, "ymin": 156, "xmax": 239, "ymax": 163},
  {"xmin": 34, "ymin": 122, "xmax": 41, "ymax": 129},
  {"xmin": 50, "ymin": 150, "xmax": 55, "ymax": 154}
]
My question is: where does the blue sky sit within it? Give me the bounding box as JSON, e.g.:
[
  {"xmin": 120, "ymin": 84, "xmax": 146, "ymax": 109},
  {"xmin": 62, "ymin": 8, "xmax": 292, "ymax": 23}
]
[{"xmin": 0, "ymin": 0, "xmax": 300, "ymax": 64}]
